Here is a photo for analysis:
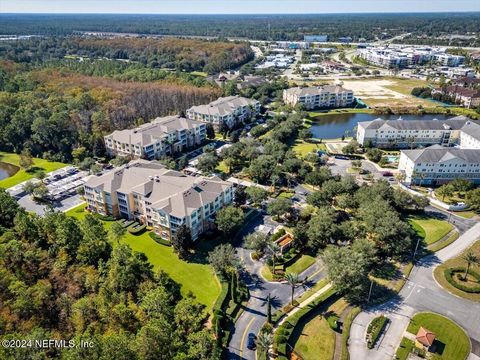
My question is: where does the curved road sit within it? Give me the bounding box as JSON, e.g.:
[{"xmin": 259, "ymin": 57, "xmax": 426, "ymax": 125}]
[
  {"xmin": 227, "ymin": 215, "xmax": 326, "ymax": 360},
  {"xmin": 349, "ymin": 219, "xmax": 480, "ymax": 360}
]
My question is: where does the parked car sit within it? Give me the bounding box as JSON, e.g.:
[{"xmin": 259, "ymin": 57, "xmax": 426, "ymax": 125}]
[
  {"xmin": 382, "ymin": 171, "xmax": 393, "ymax": 177},
  {"xmin": 247, "ymin": 333, "xmax": 257, "ymax": 350}
]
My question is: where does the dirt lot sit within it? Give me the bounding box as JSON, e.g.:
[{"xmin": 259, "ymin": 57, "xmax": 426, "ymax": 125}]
[{"xmin": 341, "ymin": 77, "xmax": 432, "ymax": 108}]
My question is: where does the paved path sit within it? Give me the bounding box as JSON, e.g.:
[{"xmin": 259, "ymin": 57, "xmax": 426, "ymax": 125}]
[
  {"xmin": 227, "ymin": 221, "xmax": 327, "ymax": 360},
  {"xmin": 349, "ymin": 222, "xmax": 480, "ymax": 360}
]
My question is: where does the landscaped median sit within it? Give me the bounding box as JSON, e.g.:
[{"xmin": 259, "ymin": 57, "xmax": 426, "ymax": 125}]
[
  {"xmin": 365, "ymin": 315, "xmax": 389, "ymax": 349},
  {"xmin": 434, "ymin": 240, "xmax": 480, "ymax": 302}
]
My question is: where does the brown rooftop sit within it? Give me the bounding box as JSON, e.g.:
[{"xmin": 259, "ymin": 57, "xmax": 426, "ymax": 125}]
[{"xmin": 416, "ymin": 327, "xmax": 436, "ymax": 347}]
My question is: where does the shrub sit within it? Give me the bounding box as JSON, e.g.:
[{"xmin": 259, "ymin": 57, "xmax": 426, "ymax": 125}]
[
  {"xmin": 366, "ymin": 315, "xmax": 389, "ymax": 349},
  {"xmin": 94, "ymin": 213, "xmax": 115, "ymax": 221},
  {"xmin": 127, "ymin": 224, "xmax": 147, "ymax": 235},
  {"xmin": 444, "ymin": 267, "xmax": 480, "ymax": 293},
  {"xmin": 148, "ymin": 232, "xmax": 171, "ymax": 246}
]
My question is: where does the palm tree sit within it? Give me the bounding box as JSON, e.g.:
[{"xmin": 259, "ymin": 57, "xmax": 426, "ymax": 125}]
[
  {"xmin": 462, "ymin": 251, "xmax": 479, "ymax": 280},
  {"xmin": 285, "ymin": 272, "xmax": 302, "ymax": 305},
  {"xmin": 256, "ymin": 331, "xmax": 273, "ymax": 360},
  {"xmin": 267, "ymin": 243, "xmax": 282, "ymax": 275}
]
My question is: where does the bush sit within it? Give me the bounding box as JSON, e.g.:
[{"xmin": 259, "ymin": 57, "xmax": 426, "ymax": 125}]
[
  {"xmin": 366, "ymin": 148, "xmax": 383, "ymax": 163},
  {"xmin": 94, "ymin": 213, "xmax": 115, "ymax": 221},
  {"xmin": 127, "ymin": 224, "xmax": 147, "ymax": 235},
  {"xmin": 366, "ymin": 315, "xmax": 389, "ymax": 349},
  {"xmin": 148, "ymin": 232, "xmax": 171, "ymax": 246},
  {"xmin": 444, "ymin": 267, "xmax": 480, "ymax": 293},
  {"xmin": 271, "ymin": 228, "xmax": 287, "ymax": 242},
  {"xmin": 213, "ymin": 281, "xmax": 230, "ymax": 313}
]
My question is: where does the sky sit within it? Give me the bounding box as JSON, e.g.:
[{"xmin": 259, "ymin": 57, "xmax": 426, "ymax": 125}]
[{"xmin": 1, "ymin": 0, "xmax": 480, "ymax": 14}]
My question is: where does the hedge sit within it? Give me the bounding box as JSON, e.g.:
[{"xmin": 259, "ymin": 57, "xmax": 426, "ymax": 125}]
[
  {"xmin": 94, "ymin": 213, "xmax": 115, "ymax": 221},
  {"xmin": 148, "ymin": 232, "xmax": 171, "ymax": 246},
  {"xmin": 213, "ymin": 281, "xmax": 230, "ymax": 313},
  {"xmin": 127, "ymin": 224, "xmax": 147, "ymax": 235},
  {"xmin": 444, "ymin": 267, "xmax": 480, "ymax": 293},
  {"xmin": 366, "ymin": 315, "xmax": 389, "ymax": 349},
  {"xmin": 274, "ymin": 288, "xmax": 337, "ymax": 360}
]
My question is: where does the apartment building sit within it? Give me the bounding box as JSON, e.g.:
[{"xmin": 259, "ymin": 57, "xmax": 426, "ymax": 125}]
[
  {"xmin": 398, "ymin": 145, "xmax": 480, "ymax": 185},
  {"xmin": 283, "ymin": 85, "xmax": 354, "ymax": 109},
  {"xmin": 356, "ymin": 116, "xmax": 470, "ymax": 148},
  {"xmin": 398, "ymin": 120, "xmax": 480, "ymax": 185},
  {"xmin": 84, "ymin": 160, "xmax": 234, "ymax": 240},
  {"xmin": 186, "ymin": 96, "xmax": 261, "ymax": 129},
  {"xmin": 432, "ymin": 86, "xmax": 480, "ymax": 109},
  {"xmin": 357, "ymin": 46, "xmax": 465, "ymax": 68},
  {"xmin": 104, "ymin": 115, "xmax": 206, "ymax": 159}
]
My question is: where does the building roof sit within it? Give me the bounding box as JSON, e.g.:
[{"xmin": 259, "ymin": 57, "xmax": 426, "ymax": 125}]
[
  {"xmin": 461, "ymin": 121, "xmax": 480, "ymax": 142},
  {"xmin": 237, "ymin": 76, "xmax": 267, "ymax": 90},
  {"xmin": 105, "ymin": 115, "xmax": 204, "ymax": 147},
  {"xmin": 416, "ymin": 327, "xmax": 436, "ymax": 347},
  {"xmin": 187, "ymin": 96, "xmax": 259, "ymax": 117},
  {"xmin": 84, "ymin": 160, "xmax": 231, "ymax": 218},
  {"xmin": 401, "ymin": 144, "xmax": 480, "ymax": 164},
  {"xmin": 284, "ymin": 85, "xmax": 352, "ymax": 97},
  {"xmin": 358, "ymin": 116, "xmax": 470, "ymax": 131},
  {"xmin": 444, "ymin": 85, "xmax": 480, "ymax": 98}
]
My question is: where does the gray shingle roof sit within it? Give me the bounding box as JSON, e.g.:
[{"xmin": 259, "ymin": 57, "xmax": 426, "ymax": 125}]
[
  {"xmin": 401, "ymin": 144, "xmax": 480, "ymax": 163},
  {"xmin": 461, "ymin": 121, "xmax": 480, "ymax": 141},
  {"xmin": 358, "ymin": 116, "xmax": 470, "ymax": 131},
  {"xmin": 187, "ymin": 96, "xmax": 259, "ymax": 117},
  {"xmin": 284, "ymin": 85, "xmax": 352, "ymax": 96}
]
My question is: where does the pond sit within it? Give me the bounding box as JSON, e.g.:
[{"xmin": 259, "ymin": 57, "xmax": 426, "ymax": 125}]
[
  {"xmin": 0, "ymin": 161, "xmax": 19, "ymax": 181},
  {"xmin": 309, "ymin": 113, "xmax": 453, "ymax": 140}
]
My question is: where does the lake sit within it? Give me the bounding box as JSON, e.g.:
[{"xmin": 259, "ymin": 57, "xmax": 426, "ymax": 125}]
[
  {"xmin": 309, "ymin": 113, "xmax": 453, "ymax": 139},
  {"xmin": 0, "ymin": 162, "xmax": 19, "ymax": 181}
]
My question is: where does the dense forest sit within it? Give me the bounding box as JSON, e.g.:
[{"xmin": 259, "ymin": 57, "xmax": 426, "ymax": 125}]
[
  {"xmin": 0, "ymin": 60, "xmax": 222, "ymax": 162},
  {"xmin": 0, "ymin": 37, "xmax": 254, "ymax": 74},
  {"xmin": 0, "ymin": 13, "xmax": 479, "ymax": 44},
  {"xmin": 0, "ymin": 189, "xmax": 220, "ymax": 360}
]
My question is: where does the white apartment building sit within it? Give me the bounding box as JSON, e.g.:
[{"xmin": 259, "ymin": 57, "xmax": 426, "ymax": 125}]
[
  {"xmin": 398, "ymin": 145, "xmax": 480, "ymax": 186},
  {"xmin": 105, "ymin": 115, "xmax": 206, "ymax": 160},
  {"xmin": 357, "ymin": 46, "xmax": 465, "ymax": 68},
  {"xmin": 186, "ymin": 96, "xmax": 261, "ymax": 129},
  {"xmin": 84, "ymin": 160, "xmax": 234, "ymax": 240},
  {"xmin": 356, "ymin": 116, "xmax": 470, "ymax": 148},
  {"xmin": 398, "ymin": 120, "xmax": 480, "ymax": 185},
  {"xmin": 283, "ymin": 85, "xmax": 354, "ymax": 109}
]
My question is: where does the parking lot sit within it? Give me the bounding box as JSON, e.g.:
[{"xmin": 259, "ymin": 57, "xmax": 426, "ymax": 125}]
[{"xmin": 8, "ymin": 166, "xmax": 90, "ymax": 215}]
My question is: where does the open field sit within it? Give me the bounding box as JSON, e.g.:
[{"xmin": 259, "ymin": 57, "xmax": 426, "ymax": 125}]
[
  {"xmin": 408, "ymin": 214, "xmax": 453, "ymax": 245},
  {"xmin": 406, "ymin": 312, "xmax": 470, "ymax": 360},
  {"xmin": 0, "ymin": 151, "xmax": 66, "ymax": 188},
  {"xmin": 434, "ymin": 241, "xmax": 480, "ymax": 302},
  {"xmin": 66, "ymin": 204, "xmax": 221, "ymax": 311},
  {"xmin": 340, "ymin": 77, "xmax": 432, "ymax": 108},
  {"xmin": 292, "ymin": 139, "xmax": 327, "ymax": 158}
]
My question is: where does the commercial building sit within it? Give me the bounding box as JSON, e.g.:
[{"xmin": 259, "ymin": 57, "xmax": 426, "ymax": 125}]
[
  {"xmin": 356, "ymin": 116, "xmax": 471, "ymax": 148},
  {"xmin": 398, "ymin": 120, "xmax": 480, "ymax": 185},
  {"xmin": 105, "ymin": 115, "xmax": 206, "ymax": 159},
  {"xmin": 186, "ymin": 96, "xmax": 261, "ymax": 129},
  {"xmin": 304, "ymin": 35, "xmax": 328, "ymax": 43},
  {"xmin": 283, "ymin": 85, "xmax": 354, "ymax": 109},
  {"xmin": 84, "ymin": 160, "xmax": 234, "ymax": 240}
]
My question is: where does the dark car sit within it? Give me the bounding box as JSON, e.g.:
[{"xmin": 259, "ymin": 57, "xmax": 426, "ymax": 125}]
[{"xmin": 247, "ymin": 333, "xmax": 257, "ymax": 350}]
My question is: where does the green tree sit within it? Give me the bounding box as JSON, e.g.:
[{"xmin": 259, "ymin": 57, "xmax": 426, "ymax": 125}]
[
  {"xmin": 244, "ymin": 232, "xmax": 269, "ymax": 255},
  {"xmin": 109, "ymin": 221, "xmax": 127, "ymax": 244},
  {"xmin": 436, "ymin": 184, "xmax": 454, "ymax": 201},
  {"xmin": 266, "ymin": 243, "xmax": 282, "ymax": 276},
  {"xmin": 197, "ymin": 153, "xmax": 219, "ymax": 175},
  {"xmin": 256, "ymin": 331, "xmax": 273, "ymax": 359},
  {"xmin": 245, "ymin": 186, "xmax": 268, "ymax": 206},
  {"xmin": 171, "ymin": 224, "xmax": 193, "ymax": 259},
  {"xmin": 461, "ymin": 251, "xmax": 479, "ymax": 280},
  {"xmin": 207, "ymin": 243, "xmax": 237, "ymax": 277},
  {"xmin": 215, "ymin": 206, "xmax": 244, "ymax": 236},
  {"xmin": 465, "ymin": 188, "xmax": 480, "ymax": 210},
  {"xmin": 285, "ymin": 272, "xmax": 302, "ymax": 305},
  {"xmin": 266, "ymin": 198, "xmax": 292, "ymax": 220},
  {"xmin": 19, "ymin": 149, "xmax": 34, "ymax": 169}
]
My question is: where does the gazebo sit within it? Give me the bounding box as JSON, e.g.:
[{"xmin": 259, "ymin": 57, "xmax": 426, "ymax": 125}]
[{"xmin": 415, "ymin": 327, "xmax": 436, "ymax": 351}]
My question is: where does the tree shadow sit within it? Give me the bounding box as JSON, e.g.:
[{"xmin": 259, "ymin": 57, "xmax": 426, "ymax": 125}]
[
  {"xmin": 430, "ymin": 340, "xmax": 446, "ymax": 356},
  {"xmin": 372, "ymin": 262, "xmax": 402, "ymax": 281}
]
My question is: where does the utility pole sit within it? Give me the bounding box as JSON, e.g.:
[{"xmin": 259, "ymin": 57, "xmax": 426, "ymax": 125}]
[{"xmin": 413, "ymin": 235, "xmax": 421, "ymax": 261}]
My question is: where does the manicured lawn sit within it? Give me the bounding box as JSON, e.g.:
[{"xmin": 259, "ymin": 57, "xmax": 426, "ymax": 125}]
[
  {"xmin": 395, "ymin": 337, "xmax": 415, "ymax": 360},
  {"xmin": 66, "ymin": 204, "xmax": 221, "ymax": 311},
  {"xmin": 434, "ymin": 240, "xmax": 480, "ymax": 302},
  {"xmin": 286, "ymin": 254, "xmax": 316, "ymax": 275},
  {"xmin": 408, "ymin": 215, "xmax": 453, "ymax": 245},
  {"xmin": 292, "ymin": 139, "xmax": 327, "ymax": 158},
  {"xmin": 0, "ymin": 151, "xmax": 66, "ymax": 188},
  {"xmin": 406, "ymin": 312, "xmax": 470, "ymax": 360},
  {"xmin": 293, "ymin": 298, "xmax": 348, "ymax": 360}
]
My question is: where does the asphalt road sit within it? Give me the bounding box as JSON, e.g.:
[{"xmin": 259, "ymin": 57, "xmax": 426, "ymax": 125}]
[
  {"xmin": 227, "ymin": 214, "xmax": 326, "ymax": 360},
  {"xmin": 349, "ymin": 221, "xmax": 480, "ymax": 360}
]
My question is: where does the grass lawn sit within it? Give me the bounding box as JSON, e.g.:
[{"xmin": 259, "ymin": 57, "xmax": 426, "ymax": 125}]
[
  {"xmin": 0, "ymin": 151, "xmax": 66, "ymax": 188},
  {"xmin": 408, "ymin": 215, "xmax": 453, "ymax": 245},
  {"xmin": 434, "ymin": 240, "xmax": 480, "ymax": 302},
  {"xmin": 293, "ymin": 298, "xmax": 348, "ymax": 360},
  {"xmin": 292, "ymin": 139, "xmax": 327, "ymax": 158},
  {"xmin": 395, "ymin": 337, "xmax": 415, "ymax": 360},
  {"xmin": 406, "ymin": 312, "xmax": 470, "ymax": 360},
  {"xmin": 66, "ymin": 204, "xmax": 221, "ymax": 311},
  {"xmin": 285, "ymin": 254, "xmax": 316, "ymax": 275},
  {"xmin": 215, "ymin": 160, "xmax": 230, "ymax": 174}
]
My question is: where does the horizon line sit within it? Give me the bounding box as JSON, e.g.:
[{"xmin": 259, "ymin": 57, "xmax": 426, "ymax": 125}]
[{"xmin": 1, "ymin": 11, "xmax": 480, "ymax": 15}]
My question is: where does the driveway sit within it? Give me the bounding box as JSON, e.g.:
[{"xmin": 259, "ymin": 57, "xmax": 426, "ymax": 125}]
[
  {"xmin": 349, "ymin": 222, "xmax": 480, "ymax": 360},
  {"xmin": 227, "ymin": 214, "xmax": 326, "ymax": 360}
]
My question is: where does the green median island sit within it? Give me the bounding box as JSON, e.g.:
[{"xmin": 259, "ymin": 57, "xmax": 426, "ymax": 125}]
[{"xmin": 66, "ymin": 204, "xmax": 221, "ymax": 312}]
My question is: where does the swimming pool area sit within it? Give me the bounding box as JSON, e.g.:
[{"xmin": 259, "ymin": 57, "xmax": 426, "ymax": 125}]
[{"xmin": 385, "ymin": 155, "xmax": 400, "ymax": 163}]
